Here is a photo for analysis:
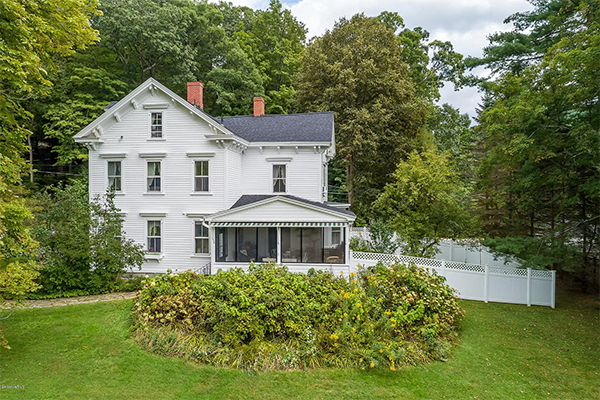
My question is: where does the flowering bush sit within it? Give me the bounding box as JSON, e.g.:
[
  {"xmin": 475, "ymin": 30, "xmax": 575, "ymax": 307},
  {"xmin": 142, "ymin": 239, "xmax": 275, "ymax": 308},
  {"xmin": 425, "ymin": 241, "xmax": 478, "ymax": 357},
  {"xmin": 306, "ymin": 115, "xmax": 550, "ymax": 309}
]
[{"xmin": 131, "ymin": 262, "xmax": 464, "ymax": 371}]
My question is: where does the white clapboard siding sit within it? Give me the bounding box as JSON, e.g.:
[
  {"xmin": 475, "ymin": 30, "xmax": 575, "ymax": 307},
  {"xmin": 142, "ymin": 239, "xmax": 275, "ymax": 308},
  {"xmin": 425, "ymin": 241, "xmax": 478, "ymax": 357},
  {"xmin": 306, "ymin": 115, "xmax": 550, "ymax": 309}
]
[
  {"xmin": 241, "ymin": 148, "xmax": 323, "ymax": 202},
  {"xmin": 225, "ymin": 149, "xmax": 244, "ymax": 209}
]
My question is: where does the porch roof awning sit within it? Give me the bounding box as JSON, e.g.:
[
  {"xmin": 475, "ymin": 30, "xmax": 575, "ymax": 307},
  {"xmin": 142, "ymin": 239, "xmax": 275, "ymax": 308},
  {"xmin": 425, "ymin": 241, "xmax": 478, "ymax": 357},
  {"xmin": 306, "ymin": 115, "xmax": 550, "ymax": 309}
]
[{"xmin": 211, "ymin": 222, "xmax": 347, "ymax": 227}]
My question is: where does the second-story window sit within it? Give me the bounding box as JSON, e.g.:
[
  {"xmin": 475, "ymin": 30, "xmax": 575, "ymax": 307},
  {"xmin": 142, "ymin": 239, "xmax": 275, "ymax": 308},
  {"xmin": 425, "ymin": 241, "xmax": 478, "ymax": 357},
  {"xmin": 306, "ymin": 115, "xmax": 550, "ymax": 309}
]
[
  {"xmin": 273, "ymin": 164, "xmax": 286, "ymax": 193},
  {"xmin": 194, "ymin": 160, "xmax": 209, "ymax": 192},
  {"xmin": 151, "ymin": 112, "xmax": 163, "ymax": 138},
  {"xmin": 107, "ymin": 161, "xmax": 121, "ymax": 192},
  {"xmin": 147, "ymin": 161, "xmax": 161, "ymax": 192}
]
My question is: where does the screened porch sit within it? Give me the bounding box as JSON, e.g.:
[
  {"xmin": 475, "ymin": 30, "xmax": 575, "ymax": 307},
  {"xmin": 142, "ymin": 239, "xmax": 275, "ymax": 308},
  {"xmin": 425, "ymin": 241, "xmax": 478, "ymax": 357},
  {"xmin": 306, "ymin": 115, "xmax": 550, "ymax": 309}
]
[{"xmin": 213, "ymin": 222, "xmax": 348, "ymax": 265}]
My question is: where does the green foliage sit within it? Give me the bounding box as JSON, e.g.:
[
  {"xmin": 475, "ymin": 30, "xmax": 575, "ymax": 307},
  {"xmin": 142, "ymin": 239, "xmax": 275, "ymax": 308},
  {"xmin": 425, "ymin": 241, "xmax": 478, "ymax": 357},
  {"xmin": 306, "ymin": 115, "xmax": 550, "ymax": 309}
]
[
  {"xmin": 428, "ymin": 103, "xmax": 478, "ymax": 184},
  {"xmin": 0, "ymin": 0, "xmax": 100, "ymax": 348},
  {"xmin": 374, "ymin": 150, "xmax": 477, "ymax": 257},
  {"xmin": 41, "ymin": 66, "xmax": 129, "ymax": 165},
  {"xmin": 94, "ymin": 0, "xmax": 197, "ymax": 86},
  {"xmin": 475, "ymin": 0, "xmax": 600, "ymax": 287},
  {"xmin": 33, "ymin": 180, "xmax": 144, "ymax": 297},
  {"xmin": 131, "ymin": 262, "xmax": 463, "ymax": 371},
  {"xmin": 467, "ymin": 0, "xmax": 586, "ymax": 75},
  {"xmin": 482, "ymin": 236, "xmax": 580, "ymax": 272},
  {"xmin": 349, "ymin": 220, "xmax": 399, "ymax": 254},
  {"xmin": 295, "ymin": 14, "xmax": 428, "ymax": 217},
  {"xmin": 367, "ymin": 220, "xmax": 399, "ymax": 254},
  {"xmin": 235, "ymin": 0, "xmax": 306, "ymax": 114}
]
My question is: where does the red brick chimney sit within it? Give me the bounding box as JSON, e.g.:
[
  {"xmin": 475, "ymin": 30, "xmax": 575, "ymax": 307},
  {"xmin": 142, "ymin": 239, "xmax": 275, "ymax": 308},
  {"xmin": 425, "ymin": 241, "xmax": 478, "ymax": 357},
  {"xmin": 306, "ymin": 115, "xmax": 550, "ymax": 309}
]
[
  {"xmin": 187, "ymin": 82, "xmax": 203, "ymax": 109},
  {"xmin": 253, "ymin": 97, "xmax": 265, "ymax": 117}
]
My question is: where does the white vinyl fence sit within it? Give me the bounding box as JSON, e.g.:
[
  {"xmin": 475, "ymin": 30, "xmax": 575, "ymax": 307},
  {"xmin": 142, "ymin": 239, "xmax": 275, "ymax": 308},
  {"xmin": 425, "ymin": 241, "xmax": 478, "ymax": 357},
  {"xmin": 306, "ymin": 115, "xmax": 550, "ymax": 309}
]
[
  {"xmin": 350, "ymin": 228, "xmax": 519, "ymax": 268},
  {"xmin": 350, "ymin": 251, "xmax": 556, "ymax": 308}
]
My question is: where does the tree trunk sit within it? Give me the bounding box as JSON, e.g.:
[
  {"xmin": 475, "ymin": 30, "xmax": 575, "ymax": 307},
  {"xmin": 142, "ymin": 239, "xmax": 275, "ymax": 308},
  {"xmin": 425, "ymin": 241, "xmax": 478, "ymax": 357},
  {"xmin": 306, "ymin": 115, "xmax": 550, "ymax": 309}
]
[{"xmin": 346, "ymin": 156, "xmax": 354, "ymax": 210}]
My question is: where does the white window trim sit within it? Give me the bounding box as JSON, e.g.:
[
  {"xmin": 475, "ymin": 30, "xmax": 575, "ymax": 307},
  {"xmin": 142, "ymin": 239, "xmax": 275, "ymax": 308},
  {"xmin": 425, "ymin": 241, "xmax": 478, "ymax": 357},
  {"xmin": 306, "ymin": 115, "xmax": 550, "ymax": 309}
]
[
  {"xmin": 192, "ymin": 220, "xmax": 211, "ymax": 256},
  {"xmin": 145, "ymin": 219, "xmax": 164, "ymax": 258},
  {"xmin": 272, "ymin": 163, "xmax": 287, "ymax": 193},
  {"xmin": 106, "ymin": 159, "xmax": 125, "ymax": 195},
  {"xmin": 191, "ymin": 159, "xmax": 212, "ymax": 195},
  {"xmin": 145, "ymin": 159, "xmax": 164, "ymax": 195},
  {"xmin": 148, "ymin": 111, "xmax": 166, "ymax": 140}
]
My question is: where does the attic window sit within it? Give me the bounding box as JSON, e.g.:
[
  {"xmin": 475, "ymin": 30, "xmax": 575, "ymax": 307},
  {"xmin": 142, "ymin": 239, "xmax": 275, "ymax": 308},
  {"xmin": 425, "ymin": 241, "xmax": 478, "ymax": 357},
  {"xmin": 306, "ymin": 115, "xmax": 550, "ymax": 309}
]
[{"xmin": 151, "ymin": 112, "xmax": 163, "ymax": 138}]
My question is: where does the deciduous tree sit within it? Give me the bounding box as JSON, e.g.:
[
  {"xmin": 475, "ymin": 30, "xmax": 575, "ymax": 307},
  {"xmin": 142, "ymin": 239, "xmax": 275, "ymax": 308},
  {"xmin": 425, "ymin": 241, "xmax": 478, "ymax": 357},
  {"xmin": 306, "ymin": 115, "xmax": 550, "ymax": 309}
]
[
  {"xmin": 0, "ymin": 0, "xmax": 100, "ymax": 347},
  {"xmin": 374, "ymin": 150, "xmax": 477, "ymax": 257},
  {"xmin": 295, "ymin": 14, "xmax": 428, "ymax": 217}
]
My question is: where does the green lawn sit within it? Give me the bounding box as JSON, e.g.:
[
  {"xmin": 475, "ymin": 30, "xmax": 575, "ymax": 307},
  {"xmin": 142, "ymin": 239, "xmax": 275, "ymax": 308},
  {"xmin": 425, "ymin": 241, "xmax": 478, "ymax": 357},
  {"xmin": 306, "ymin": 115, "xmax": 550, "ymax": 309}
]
[{"xmin": 1, "ymin": 286, "xmax": 598, "ymax": 400}]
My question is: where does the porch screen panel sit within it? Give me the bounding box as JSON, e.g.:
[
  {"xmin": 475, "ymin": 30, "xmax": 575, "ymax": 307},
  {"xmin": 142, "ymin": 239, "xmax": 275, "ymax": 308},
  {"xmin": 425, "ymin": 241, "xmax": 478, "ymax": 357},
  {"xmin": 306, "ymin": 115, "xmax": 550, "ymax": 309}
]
[
  {"xmin": 215, "ymin": 227, "xmax": 236, "ymax": 262},
  {"xmin": 237, "ymin": 227, "xmax": 257, "ymax": 262},
  {"xmin": 324, "ymin": 227, "xmax": 345, "ymax": 263},
  {"xmin": 302, "ymin": 228, "xmax": 323, "ymax": 263},
  {"xmin": 281, "ymin": 227, "xmax": 302, "ymax": 262},
  {"xmin": 257, "ymin": 227, "xmax": 277, "ymax": 262}
]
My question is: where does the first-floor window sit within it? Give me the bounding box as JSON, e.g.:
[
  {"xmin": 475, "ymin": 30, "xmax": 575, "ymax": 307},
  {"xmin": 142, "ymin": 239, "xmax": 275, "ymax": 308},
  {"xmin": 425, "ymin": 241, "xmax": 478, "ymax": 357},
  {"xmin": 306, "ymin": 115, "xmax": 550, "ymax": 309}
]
[
  {"xmin": 194, "ymin": 222, "xmax": 209, "ymax": 253},
  {"xmin": 147, "ymin": 161, "xmax": 161, "ymax": 192},
  {"xmin": 108, "ymin": 161, "xmax": 122, "ymax": 192},
  {"xmin": 147, "ymin": 220, "xmax": 161, "ymax": 253}
]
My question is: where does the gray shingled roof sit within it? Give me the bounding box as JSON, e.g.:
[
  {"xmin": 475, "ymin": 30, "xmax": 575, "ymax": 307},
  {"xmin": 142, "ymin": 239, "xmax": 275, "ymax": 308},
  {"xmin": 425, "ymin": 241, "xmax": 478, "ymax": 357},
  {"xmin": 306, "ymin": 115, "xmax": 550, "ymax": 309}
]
[
  {"xmin": 103, "ymin": 100, "xmax": 333, "ymax": 142},
  {"xmin": 215, "ymin": 112, "xmax": 334, "ymax": 142},
  {"xmin": 230, "ymin": 195, "xmax": 356, "ymax": 217}
]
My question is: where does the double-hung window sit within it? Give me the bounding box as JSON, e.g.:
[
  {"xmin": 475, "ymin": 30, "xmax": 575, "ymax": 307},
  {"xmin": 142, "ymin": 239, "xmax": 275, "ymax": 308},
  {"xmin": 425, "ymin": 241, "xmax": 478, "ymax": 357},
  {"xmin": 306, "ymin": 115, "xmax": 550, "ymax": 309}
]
[
  {"xmin": 147, "ymin": 221, "xmax": 162, "ymax": 253},
  {"xmin": 147, "ymin": 161, "xmax": 161, "ymax": 192},
  {"xmin": 194, "ymin": 161, "xmax": 209, "ymax": 192},
  {"xmin": 273, "ymin": 164, "xmax": 286, "ymax": 193},
  {"xmin": 150, "ymin": 112, "xmax": 163, "ymax": 138},
  {"xmin": 107, "ymin": 161, "xmax": 122, "ymax": 192},
  {"xmin": 194, "ymin": 222, "xmax": 209, "ymax": 254}
]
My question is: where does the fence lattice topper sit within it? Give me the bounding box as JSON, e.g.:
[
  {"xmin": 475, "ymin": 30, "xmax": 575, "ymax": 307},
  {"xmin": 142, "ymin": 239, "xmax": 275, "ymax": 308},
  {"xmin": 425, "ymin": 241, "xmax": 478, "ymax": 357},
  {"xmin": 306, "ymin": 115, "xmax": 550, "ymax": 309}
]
[{"xmin": 351, "ymin": 251, "xmax": 554, "ymax": 279}]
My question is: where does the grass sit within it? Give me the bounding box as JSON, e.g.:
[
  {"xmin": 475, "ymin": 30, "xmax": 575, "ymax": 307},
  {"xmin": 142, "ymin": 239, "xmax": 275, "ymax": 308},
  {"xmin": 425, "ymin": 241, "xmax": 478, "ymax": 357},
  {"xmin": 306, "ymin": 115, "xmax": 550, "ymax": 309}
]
[{"xmin": 0, "ymin": 285, "xmax": 598, "ymax": 400}]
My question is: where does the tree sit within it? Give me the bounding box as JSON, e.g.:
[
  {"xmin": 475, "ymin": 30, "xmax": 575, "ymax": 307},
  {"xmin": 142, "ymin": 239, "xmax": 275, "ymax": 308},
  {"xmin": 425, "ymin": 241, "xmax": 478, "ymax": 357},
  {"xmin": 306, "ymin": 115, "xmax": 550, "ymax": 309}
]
[
  {"xmin": 0, "ymin": 0, "xmax": 101, "ymax": 348},
  {"xmin": 374, "ymin": 150, "xmax": 477, "ymax": 257},
  {"xmin": 94, "ymin": 0, "xmax": 197, "ymax": 86},
  {"xmin": 428, "ymin": 103, "xmax": 478, "ymax": 184},
  {"xmin": 466, "ymin": 0, "xmax": 599, "ymax": 76},
  {"xmin": 94, "ymin": 0, "xmax": 264, "ymax": 116},
  {"xmin": 34, "ymin": 180, "xmax": 144, "ymax": 296},
  {"xmin": 41, "ymin": 66, "xmax": 129, "ymax": 166},
  {"xmin": 295, "ymin": 14, "xmax": 428, "ymax": 217},
  {"xmin": 475, "ymin": 0, "xmax": 600, "ymax": 288},
  {"xmin": 233, "ymin": 0, "xmax": 306, "ymax": 114}
]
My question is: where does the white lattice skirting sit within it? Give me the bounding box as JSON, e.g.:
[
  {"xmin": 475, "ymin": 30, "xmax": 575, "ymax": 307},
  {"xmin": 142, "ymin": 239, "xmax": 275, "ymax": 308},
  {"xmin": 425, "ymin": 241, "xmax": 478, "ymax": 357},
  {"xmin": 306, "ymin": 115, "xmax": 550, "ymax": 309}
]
[{"xmin": 350, "ymin": 251, "xmax": 555, "ymax": 308}]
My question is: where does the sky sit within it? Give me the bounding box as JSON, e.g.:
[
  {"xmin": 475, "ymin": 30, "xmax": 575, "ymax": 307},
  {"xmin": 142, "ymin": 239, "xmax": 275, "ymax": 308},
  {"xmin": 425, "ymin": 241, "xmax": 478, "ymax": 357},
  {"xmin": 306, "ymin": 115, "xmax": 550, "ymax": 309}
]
[{"xmin": 213, "ymin": 0, "xmax": 534, "ymax": 122}]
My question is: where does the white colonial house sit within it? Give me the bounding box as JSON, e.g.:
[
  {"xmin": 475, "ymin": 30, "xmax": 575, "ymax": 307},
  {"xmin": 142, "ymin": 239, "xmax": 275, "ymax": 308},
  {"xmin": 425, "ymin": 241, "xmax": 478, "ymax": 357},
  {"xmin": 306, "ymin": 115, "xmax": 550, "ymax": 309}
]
[{"xmin": 73, "ymin": 78, "xmax": 356, "ymax": 275}]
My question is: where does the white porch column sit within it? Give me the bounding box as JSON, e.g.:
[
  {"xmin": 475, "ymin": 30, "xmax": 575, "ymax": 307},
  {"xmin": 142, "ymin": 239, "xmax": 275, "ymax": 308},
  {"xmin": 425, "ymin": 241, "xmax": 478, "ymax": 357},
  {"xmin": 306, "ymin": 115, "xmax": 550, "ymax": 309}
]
[
  {"xmin": 210, "ymin": 227, "xmax": 216, "ymax": 274},
  {"xmin": 277, "ymin": 226, "xmax": 282, "ymax": 265},
  {"xmin": 345, "ymin": 224, "xmax": 350, "ymax": 267}
]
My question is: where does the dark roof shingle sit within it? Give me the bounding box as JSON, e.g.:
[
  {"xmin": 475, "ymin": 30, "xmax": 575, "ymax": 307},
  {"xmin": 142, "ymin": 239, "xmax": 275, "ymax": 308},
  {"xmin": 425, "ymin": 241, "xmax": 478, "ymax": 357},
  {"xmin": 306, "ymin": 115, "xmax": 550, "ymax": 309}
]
[{"xmin": 215, "ymin": 112, "xmax": 334, "ymax": 142}]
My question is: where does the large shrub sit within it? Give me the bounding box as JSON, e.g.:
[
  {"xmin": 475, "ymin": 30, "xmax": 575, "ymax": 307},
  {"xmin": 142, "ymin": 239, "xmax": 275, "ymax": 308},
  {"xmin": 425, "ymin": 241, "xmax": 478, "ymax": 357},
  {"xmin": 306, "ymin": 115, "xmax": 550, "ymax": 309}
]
[
  {"xmin": 131, "ymin": 262, "xmax": 464, "ymax": 371},
  {"xmin": 33, "ymin": 180, "xmax": 144, "ymax": 297}
]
